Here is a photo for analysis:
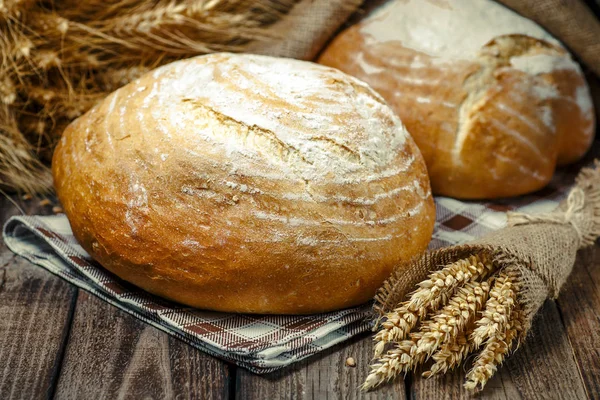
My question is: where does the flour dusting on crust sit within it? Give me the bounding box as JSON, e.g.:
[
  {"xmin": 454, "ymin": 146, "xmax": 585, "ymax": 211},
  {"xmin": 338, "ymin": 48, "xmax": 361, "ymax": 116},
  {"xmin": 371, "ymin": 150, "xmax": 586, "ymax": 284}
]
[
  {"xmin": 361, "ymin": 0, "xmax": 559, "ymax": 60},
  {"xmin": 509, "ymin": 53, "xmax": 581, "ymax": 76},
  {"xmin": 145, "ymin": 53, "xmax": 409, "ymax": 183}
]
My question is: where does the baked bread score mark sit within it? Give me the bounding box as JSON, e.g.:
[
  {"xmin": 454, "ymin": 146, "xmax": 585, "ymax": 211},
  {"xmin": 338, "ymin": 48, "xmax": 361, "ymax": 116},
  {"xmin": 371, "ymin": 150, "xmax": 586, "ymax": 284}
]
[
  {"xmin": 318, "ymin": 0, "xmax": 595, "ymax": 199},
  {"xmin": 51, "ymin": 53, "xmax": 436, "ymax": 314},
  {"xmin": 452, "ymin": 36, "xmax": 565, "ymax": 169}
]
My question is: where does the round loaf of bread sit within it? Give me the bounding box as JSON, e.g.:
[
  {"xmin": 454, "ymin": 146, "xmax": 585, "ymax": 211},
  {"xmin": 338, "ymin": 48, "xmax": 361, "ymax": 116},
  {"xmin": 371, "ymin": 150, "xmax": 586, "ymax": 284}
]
[
  {"xmin": 319, "ymin": 0, "xmax": 595, "ymax": 199},
  {"xmin": 52, "ymin": 53, "xmax": 435, "ymax": 314}
]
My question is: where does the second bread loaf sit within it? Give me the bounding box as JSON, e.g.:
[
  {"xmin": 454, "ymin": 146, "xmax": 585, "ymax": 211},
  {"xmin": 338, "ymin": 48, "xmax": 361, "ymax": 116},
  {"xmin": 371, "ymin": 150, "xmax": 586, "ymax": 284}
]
[{"xmin": 319, "ymin": 0, "xmax": 595, "ymax": 199}]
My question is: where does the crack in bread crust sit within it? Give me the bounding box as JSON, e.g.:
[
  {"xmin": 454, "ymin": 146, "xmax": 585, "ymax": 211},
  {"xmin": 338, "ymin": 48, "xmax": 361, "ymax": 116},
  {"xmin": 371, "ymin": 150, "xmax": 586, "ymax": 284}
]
[
  {"xmin": 181, "ymin": 98, "xmax": 314, "ymax": 166},
  {"xmin": 181, "ymin": 97, "xmax": 370, "ymax": 246},
  {"xmin": 452, "ymin": 34, "xmax": 566, "ymax": 164}
]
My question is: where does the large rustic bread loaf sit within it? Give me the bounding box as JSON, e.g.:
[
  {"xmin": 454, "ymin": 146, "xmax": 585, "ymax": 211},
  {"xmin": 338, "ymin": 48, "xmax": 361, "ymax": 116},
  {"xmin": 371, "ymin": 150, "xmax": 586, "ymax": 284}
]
[
  {"xmin": 52, "ymin": 53, "xmax": 435, "ymax": 314},
  {"xmin": 319, "ymin": 0, "xmax": 595, "ymax": 199}
]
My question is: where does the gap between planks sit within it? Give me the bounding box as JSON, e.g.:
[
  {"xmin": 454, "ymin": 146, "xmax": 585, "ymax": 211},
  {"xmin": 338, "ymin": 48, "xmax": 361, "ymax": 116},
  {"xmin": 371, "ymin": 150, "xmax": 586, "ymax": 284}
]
[
  {"xmin": 0, "ymin": 194, "xmax": 79, "ymax": 400},
  {"xmin": 557, "ymin": 246, "xmax": 600, "ymax": 400}
]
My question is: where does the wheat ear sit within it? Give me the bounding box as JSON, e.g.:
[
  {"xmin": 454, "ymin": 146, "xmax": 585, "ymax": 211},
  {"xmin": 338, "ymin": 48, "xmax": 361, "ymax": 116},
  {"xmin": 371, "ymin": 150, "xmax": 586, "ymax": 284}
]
[
  {"xmin": 414, "ymin": 280, "xmax": 490, "ymax": 359},
  {"xmin": 366, "ymin": 280, "xmax": 492, "ymax": 389},
  {"xmin": 471, "ymin": 270, "xmax": 520, "ymax": 347},
  {"xmin": 374, "ymin": 254, "xmax": 495, "ymax": 356},
  {"xmin": 362, "ymin": 335, "xmax": 421, "ymax": 391},
  {"xmin": 422, "ymin": 327, "xmax": 477, "ymax": 378},
  {"xmin": 464, "ymin": 306, "xmax": 524, "ymax": 390}
]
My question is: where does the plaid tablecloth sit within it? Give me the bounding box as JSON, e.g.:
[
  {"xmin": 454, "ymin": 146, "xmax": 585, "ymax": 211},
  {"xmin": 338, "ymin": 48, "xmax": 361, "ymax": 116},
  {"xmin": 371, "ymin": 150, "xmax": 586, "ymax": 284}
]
[{"xmin": 1, "ymin": 163, "xmax": 581, "ymax": 373}]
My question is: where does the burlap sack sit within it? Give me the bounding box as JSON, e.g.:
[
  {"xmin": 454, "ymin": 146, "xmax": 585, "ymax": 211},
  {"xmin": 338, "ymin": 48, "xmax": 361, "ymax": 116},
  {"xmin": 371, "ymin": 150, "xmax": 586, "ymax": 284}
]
[
  {"xmin": 376, "ymin": 162, "xmax": 600, "ymax": 330},
  {"xmin": 249, "ymin": 0, "xmax": 362, "ymax": 60}
]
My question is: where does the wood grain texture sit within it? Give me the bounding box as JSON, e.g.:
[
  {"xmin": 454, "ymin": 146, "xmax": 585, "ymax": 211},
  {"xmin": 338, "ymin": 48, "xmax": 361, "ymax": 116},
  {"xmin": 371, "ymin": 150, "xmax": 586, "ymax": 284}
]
[
  {"xmin": 237, "ymin": 333, "xmax": 406, "ymax": 400},
  {"xmin": 505, "ymin": 301, "xmax": 587, "ymax": 399},
  {"xmin": 558, "ymin": 247, "xmax": 600, "ymax": 399},
  {"xmin": 411, "ymin": 359, "xmax": 520, "ymax": 400},
  {"xmin": 54, "ymin": 291, "xmax": 231, "ymax": 400},
  {"xmin": 0, "ymin": 195, "xmax": 77, "ymax": 400}
]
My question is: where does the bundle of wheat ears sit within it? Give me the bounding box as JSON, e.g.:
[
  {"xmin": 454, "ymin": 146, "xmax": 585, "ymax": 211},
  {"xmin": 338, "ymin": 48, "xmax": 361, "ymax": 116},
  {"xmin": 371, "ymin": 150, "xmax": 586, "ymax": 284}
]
[
  {"xmin": 0, "ymin": 0, "xmax": 322, "ymax": 194},
  {"xmin": 364, "ymin": 161, "xmax": 600, "ymax": 391}
]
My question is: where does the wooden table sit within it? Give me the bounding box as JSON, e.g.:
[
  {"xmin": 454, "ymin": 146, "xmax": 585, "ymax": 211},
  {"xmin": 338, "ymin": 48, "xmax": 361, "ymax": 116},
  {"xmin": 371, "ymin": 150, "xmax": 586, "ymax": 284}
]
[{"xmin": 1, "ymin": 195, "xmax": 599, "ymax": 400}]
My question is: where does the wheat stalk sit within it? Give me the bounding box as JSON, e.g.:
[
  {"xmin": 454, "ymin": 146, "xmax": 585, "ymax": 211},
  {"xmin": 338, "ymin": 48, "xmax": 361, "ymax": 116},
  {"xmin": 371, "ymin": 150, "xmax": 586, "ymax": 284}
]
[
  {"xmin": 373, "ymin": 254, "xmax": 495, "ymax": 356},
  {"xmin": 414, "ymin": 280, "xmax": 490, "ymax": 358},
  {"xmin": 471, "ymin": 270, "xmax": 520, "ymax": 347},
  {"xmin": 464, "ymin": 306, "xmax": 524, "ymax": 390},
  {"xmin": 422, "ymin": 327, "xmax": 477, "ymax": 378},
  {"xmin": 366, "ymin": 257, "xmax": 531, "ymax": 392},
  {"xmin": 0, "ymin": 0, "xmax": 304, "ymax": 193}
]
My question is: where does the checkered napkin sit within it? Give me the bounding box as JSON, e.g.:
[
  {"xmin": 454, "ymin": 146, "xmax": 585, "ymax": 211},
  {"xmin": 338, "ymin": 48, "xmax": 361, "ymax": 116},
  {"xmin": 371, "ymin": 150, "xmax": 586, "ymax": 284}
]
[{"xmin": 1, "ymin": 165, "xmax": 579, "ymax": 373}]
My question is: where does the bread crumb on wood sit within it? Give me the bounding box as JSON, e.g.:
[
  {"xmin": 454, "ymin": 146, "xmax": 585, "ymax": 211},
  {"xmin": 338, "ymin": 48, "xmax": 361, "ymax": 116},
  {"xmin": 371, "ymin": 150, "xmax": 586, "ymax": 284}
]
[
  {"xmin": 52, "ymin": 206, "xmax": 64, "ymax": 214},
  {"xmin": 39, "ymin": 198, "xmax": 51, "ymax": 206},
  {"xmin": 22, "ymin": 193, "xmax": 32, "ymax": 201},
  {"xmin": 346, "ymin": 357, "xmax": 356, "ymax": 367}
]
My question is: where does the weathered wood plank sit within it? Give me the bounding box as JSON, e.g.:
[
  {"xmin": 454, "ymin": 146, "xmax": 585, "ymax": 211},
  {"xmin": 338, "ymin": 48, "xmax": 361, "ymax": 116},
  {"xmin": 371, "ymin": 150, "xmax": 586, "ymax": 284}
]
[
  {"xmin": 0, "ymin": 256, "xmax": 77, "ymax": 400},
  {"xmin": 0, "ymin": 195, "xmax": 77, "ymax": 400},
  {"xmin": 504, "ymin": 301, "xmax": 587, "ymax": 399},
  {"xmin": 54, "ymin": 291, "xmax": 231, "ymax": 400},
  {"xmin": 410, "ymin": 358, "xmax": 519, "ymax": 399},
  {"xmin": 236, "ymin": 333, "xmax": 406, "ymax": 400},
  {"xmin": 409, "ymin": 301, "xmax": 587, "ymax": 399},
  {"xmin": 557, "ymin": 246, "xmax": 600, "ymax": 399}
]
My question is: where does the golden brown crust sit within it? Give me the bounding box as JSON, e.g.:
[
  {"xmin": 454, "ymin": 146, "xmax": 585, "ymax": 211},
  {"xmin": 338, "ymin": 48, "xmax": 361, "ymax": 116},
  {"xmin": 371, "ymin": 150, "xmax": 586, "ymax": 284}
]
[
  {"xmin": 318, "ymin": 1, "xmax": 595, "ymax": 199},
  {"xmin": 52, "ymin": 53, "xmax": 435, "ymax": 314}
]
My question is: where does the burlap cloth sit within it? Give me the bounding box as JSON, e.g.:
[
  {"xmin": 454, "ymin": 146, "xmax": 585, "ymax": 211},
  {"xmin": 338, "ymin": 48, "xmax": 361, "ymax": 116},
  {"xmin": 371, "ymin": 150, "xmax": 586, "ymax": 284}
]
[
  {"xmin": 250, "ymin": 0, "xmax": 362, "ymax": 60},
  {"xmin": 376, "ymin": 162, "xmax": 600, "ymax": 328}
]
